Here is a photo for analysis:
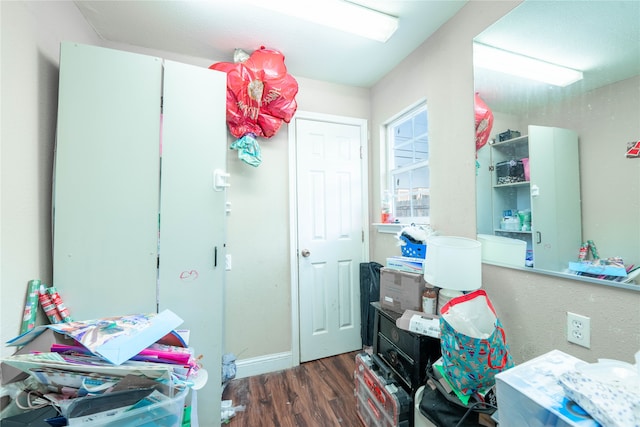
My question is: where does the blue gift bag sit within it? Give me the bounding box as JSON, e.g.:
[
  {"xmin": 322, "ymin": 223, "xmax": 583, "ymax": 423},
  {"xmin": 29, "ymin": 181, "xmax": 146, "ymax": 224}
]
[{"xmin": 439, "ymin": 289, "xmax": 514, "ymax": 396}]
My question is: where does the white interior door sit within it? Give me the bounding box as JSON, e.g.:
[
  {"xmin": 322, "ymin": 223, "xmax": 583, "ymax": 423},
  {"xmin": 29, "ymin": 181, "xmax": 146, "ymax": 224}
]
[{"xmin": 293, "ymin": 113, "xmax": 368, "ymax": 363}]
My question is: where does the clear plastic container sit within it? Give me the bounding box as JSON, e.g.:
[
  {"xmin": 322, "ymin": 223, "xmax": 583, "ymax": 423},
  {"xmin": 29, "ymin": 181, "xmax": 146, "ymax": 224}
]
[{"xmin": 65, "ymin": 386, "xmax": 188, "ymax": 427}]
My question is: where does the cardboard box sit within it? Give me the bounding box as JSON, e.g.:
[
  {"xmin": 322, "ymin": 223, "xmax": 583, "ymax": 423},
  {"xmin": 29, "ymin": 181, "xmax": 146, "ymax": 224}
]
[
  {"xmin": 495, "ymin": 350, "xmax": 599, "ymax": 427},
  {"xmin": 386, "ymin": 256, "xmax": 425, "ymax": 274},
  {"xmin": 396, "ymin": 309, "xmax": 440, "ymax": 338},
  {"xmin": 379, "ymin": 268, "xmax": 428, "ymax": 313}
]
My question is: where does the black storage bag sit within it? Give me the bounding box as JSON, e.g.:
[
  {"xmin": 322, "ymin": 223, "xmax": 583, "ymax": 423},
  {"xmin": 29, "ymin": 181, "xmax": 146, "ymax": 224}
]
[
  {"xmin": 359, "ymin": 262, "xmax": 383, "ymax": 346},
  {"xmin": 419, "ymin": 365, "xmax": 496, "ymax": 427},
  {"xmin": 419, "ymin": 384, "xmax": 483, "ymax": 427}
]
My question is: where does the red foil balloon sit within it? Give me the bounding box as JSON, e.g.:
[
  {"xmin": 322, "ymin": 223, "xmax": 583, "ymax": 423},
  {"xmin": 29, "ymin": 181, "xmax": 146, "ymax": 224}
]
[
  {"xmin": 210, "ymin": 47, "xmax": 299, "ymax": 139},
  {"xmin": 475, "ymin": 93, "xmax": 494, "ymax": 151}
]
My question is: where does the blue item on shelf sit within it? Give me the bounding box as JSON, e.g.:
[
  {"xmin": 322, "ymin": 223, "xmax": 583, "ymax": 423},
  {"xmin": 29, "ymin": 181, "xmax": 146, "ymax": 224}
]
[{"xmin": 400, "ymin": 235, "xmax": 427, "ymax": 259}]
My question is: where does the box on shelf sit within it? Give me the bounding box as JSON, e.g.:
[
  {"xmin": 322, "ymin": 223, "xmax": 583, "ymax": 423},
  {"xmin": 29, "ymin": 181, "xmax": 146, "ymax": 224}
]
[
  {"xmin": 386, "ymin": 256, "xmax": 425, "ymax": 274},
  {"xmin": 379, "ymin": 268, "xmax": 427, "ymax": 313},
  {"xmin": 495, "ymin": 159, "xmax": 525, "ymax": 185},
  {"xmin": 568, "ymin": 261, "xmax": 627, "ymax": 277},
  {"xmin": 395, "ymin": 310, "xmax": 440, "ymax": 339},
  {"xmin": 498, "ymin": 129, "xmax": 521, "ymax": 141},
  {"xmin": 495, "ymin": 350, "xmax": 599, "ymax": 427},
  {"xmin": 477, "ymin": 234, "xmax": 526, "ymax": 268}
]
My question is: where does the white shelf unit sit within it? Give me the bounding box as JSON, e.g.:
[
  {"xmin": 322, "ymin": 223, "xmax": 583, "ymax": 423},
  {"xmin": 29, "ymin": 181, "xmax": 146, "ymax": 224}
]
[{"xmin": 485, "ymin": 125, "xmax": 582, "ymax": 271}]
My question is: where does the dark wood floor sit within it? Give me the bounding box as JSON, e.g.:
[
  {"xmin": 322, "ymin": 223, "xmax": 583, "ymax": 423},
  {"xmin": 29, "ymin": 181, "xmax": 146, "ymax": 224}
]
[{"xmin": 222, "ymin": 351, "xmax": 362, "ymax": 427}]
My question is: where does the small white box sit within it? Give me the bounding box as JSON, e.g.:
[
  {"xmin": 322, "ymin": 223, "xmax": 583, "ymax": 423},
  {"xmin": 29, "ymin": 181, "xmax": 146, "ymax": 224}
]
[
  {"xmin": 396, "ymin": 310, "xmax": 440, "ymax": 338},
  {"xmin": 386, "ymin": 256, "xmax": 425, "ymax": 274},
  {"xmin": 477, "ymin": 234, "xmax": 527, "ymax": 267},
  {"xmin": 495, "ymin": 350, "xmax": 599, "ymax": 427}
]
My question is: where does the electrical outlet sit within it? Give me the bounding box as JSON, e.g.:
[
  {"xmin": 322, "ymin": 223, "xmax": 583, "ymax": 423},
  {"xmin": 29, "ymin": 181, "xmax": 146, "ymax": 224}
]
[{"xmin": 567, "ymin": 312, "xmax": 590, "ymax": 348}]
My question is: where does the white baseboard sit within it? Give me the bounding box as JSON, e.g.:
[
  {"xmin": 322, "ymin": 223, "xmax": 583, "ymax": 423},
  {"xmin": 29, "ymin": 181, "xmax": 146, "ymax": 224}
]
[{"xmin": 234, "ymin": 351, "xmax": 294, "ymax": 379}]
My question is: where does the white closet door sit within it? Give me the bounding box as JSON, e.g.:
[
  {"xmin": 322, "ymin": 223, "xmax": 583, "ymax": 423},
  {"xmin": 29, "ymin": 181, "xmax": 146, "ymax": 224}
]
[
  {"xmin": 53, "ymin": 43, "xmax": 161, "ymax": 319},
  {"xmin": 158, "ymin": 60, "xmax": 227, "ymax": 426}
]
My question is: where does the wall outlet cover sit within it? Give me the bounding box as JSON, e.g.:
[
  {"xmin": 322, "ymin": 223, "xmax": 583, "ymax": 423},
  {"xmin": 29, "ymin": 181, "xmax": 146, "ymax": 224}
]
[{"xmin": 567, "ymin": 312, "xmax": 591, "ymax": 348}]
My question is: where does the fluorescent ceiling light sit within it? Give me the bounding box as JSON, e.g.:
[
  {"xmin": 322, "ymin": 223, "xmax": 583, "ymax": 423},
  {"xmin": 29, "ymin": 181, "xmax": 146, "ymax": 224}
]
[
  {"xmin": 474, "ymin": 42, "xmax": 583, "ymax": 87},
  {"xmin": 247, "ymin": 0, "xmax": 398, "ymax": 43}
]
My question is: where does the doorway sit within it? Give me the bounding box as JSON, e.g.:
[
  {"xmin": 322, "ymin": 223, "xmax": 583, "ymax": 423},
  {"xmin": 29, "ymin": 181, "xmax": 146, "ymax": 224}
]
[{"xmin": 288, "ymin": 111, "xmax": 369, "ymax": 364}]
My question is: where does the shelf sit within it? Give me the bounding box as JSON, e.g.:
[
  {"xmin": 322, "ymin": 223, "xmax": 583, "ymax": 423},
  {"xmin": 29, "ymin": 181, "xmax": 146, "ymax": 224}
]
[
  {"xmin": 373, "ymin": 222, "xmax": 429, "ymax": 234},
  {"xmin": 490, "ymin": 134, "xmax": 528, "ymax": 148},
  {"xmin": 373, "ymin": 222, "xmax": 403, "ymax": 234},
  {"xmin": 494, "ymin": 229, "xmax": 532, "ymax": 234},
  {"xmin": 493, "ymin": 181, "xmax": 530, "ymax": 189}
]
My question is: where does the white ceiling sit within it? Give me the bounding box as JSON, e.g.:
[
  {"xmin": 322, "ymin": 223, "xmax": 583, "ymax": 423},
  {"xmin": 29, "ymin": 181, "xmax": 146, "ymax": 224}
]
[
  {"xmin": 73, "ymin": 0, "xmax": 639, "ymax": 109},
  {"xmin": 73, "ymin": 0, "xmax": 467, "ymax": 88},
  {"xmin": 474, "ymin": 1, "xmax": 640, "ymax": 114}
]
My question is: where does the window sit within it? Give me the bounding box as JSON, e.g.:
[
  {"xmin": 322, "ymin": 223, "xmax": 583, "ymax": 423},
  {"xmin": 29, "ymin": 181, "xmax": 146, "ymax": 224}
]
[{"xmin": 385, "ymin": 102, "xmax": 430, "ymax": 224}]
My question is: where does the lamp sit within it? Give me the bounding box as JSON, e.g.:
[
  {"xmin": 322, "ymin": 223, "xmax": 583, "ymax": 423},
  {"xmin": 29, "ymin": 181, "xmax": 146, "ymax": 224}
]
[
  {"xmin": 473, "ymin": 42, "xmax": 583, "ymax": 87},
  {"xmin": 244, "ymin": 0, "xmax": 399, "ymax": 43},
  {"xmin": 423, "ymin": 236, "xmax": 482, "ymax": 292}
]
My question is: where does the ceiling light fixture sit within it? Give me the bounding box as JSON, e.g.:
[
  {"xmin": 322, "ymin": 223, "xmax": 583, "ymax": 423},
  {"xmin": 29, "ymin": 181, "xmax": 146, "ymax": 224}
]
[
  {"xmin": 473, "ymin": 42, "xmax": 583, "ymax": 87},
  {"xmin": 247, "ymin": 0, "xmax": 399, "ymax": 43}
]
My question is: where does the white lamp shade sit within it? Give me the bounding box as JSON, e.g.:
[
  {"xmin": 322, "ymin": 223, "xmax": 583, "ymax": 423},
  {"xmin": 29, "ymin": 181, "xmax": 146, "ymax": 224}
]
[{"xmin": 424, "ymin": 236, "xmax": 482, "ymax": 291}]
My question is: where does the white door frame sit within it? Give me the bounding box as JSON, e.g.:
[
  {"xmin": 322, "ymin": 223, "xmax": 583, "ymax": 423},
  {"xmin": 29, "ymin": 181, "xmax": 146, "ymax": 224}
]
[{"xmin": 288, "ymin": 110, "xmax": 370, "ymax": 366}]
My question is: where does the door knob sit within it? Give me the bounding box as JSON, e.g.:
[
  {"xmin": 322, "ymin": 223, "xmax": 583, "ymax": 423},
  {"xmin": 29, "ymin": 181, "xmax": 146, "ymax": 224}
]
[{"xmin": 301, "ymin": 249, "xmax": 311, "ymax": 257}]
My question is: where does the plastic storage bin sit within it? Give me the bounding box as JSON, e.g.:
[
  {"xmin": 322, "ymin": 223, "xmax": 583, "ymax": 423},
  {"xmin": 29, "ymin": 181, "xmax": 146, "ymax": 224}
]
[
  {"xmin": 66, "ymin": 386, "xmax": 188, "ymax": 427},
  {"xmin": 355, "ymin": 352, "xmax": 411, "ymax": 427},
  {"xmin": 399, "ymin": 235, "xmax": 427, "ymax": 259},
  {"xmin": 495, "ymin": 350, "xmax": 599, "ymax": 427}
]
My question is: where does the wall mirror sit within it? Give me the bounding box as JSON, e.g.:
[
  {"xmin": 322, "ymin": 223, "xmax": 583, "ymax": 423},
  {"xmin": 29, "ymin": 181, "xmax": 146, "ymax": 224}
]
[{"xmin": 474, "ymin": 0, "xmax": 640, "ymax": 289}]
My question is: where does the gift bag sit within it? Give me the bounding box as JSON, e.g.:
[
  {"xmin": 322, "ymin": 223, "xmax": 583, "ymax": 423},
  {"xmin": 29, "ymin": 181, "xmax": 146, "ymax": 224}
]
[{"xmin": 439, "ymin": 289, "xmax": 513, "ymax": 396}]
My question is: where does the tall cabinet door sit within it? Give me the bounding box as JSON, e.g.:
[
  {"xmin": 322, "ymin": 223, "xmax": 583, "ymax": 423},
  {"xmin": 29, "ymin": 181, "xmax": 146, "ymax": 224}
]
[
  {"xmin": 53, "ymin": 43, "xmax": 161, "ymax": 319},
  {"xmin": 54, "ymin": 44, "xmax": 226, "ymax": 425},
  {"xmin": 529, "ymin": 125, "xmax": 581, "ymax": 271},
  {"xmin": 158, "ymin": 60, "xmax": 227, "ymax": 426}
]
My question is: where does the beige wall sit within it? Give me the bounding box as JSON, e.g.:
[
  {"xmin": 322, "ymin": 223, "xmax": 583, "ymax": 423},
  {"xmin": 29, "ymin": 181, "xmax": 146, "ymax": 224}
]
[
  {"xmin": 1, "ymin": 0, "xmax": 638, "ymax": 370},
  {"xmin": 369, "ymin": 0, "xmax": 640, "ymax": 364},
  {"xmin": 526, "ymin": 76, "xmax": 640, "ymax": 263},
  {"xmin": 1, "ymin": 1, "xmax": 103, "ymax": 358},
  {"xmin": 223, "ymin": 79, "xmax": 370, "ymax": 358}
]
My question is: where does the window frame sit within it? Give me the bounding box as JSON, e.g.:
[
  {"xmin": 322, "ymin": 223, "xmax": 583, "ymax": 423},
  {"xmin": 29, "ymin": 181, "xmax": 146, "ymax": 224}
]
[{"xmin": 383, "ymin": 100, "xmax": 430, "ymax": 225}]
